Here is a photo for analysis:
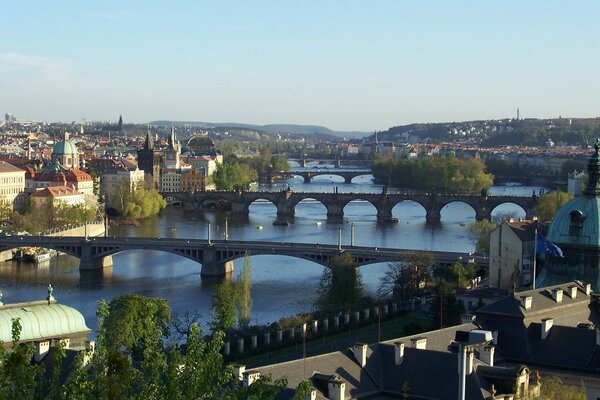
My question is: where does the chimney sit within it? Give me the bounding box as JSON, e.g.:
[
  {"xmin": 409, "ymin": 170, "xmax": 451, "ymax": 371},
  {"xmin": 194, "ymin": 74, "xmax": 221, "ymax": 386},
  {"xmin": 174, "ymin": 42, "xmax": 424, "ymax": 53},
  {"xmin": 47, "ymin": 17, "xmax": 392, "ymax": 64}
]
[
  {"xmin": 243, "ymin": 371, "xmax": 260, "ymax": 387},
  {"xmin": 327, "ymin": 376, "xmax": 345, "ymax": 400},
  {"xmin": 480, "ymin": 346, "xmax": 495, "ymax": 366},
  {"xmin": 305, "ymin": 389, "xmax": 317, "ymax": 400},
  {"xmin": 520, "ymin": 296, "xmax": 532, "ymax": 310},
  {"xmin": 233, "ymin": 364, "xmax": 246, "ymax": 381},
  {"xmin": 394, "ymin": 342, "xmax": 405, "ymax": 365},
  {"xmin": 411, "ymin": 337, "xmax": 427, "ymax": 349},
  {"xmin": 465, "ymin": 350, "xmax": 474, "ymax": 375},
  {"xmin": 492, "ymin": 330, "xmax": 499, "ymax": 345},
  {"xmin": 34, "ymin": 340, "xmax": 50, "ymax": 362},
  {"xmin": 352, "ymin": 343, "xmax": 368, "ymax": 367},
  {"xmin": 541, "ymin": 318, "xmax": 553, "ymax": 340},
  {"xmin": 568, "ymin": 285, "xmax": 578, "ymax": 299},
  {"xmin": 461, "ymin": 314, "xmax": 475, "ymax": 324},
  {"xmin": 585, "ymin": 283, "xmax": 592, "ymax": 296},
  {"xmin": 551, "ymin": 289, "xmax": 563, "ymax": 303}
]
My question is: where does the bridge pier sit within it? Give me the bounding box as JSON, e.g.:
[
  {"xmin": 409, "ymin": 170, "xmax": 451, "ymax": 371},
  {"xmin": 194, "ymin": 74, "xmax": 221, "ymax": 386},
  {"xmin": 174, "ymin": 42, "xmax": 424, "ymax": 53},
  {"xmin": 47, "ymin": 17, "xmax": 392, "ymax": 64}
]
[
  {"xmin": 303, "ymin": 175, "xmax": 311, "ymax": 183},
  {"xmin": 79, "ymin": 243, "xmax": 113, "ymax": 270},
  {"xmin": 376, "ymin": 207, "xmax": 394, "ymax": 223},
  {"xmin": 475, "ymin": 211, "xmax": 489, "ymax": 221},
  {"xmin": 201, "ymin": 248, "xmax": 234, "ymax": 277},
  {"xmin": 343, "ymin": 176, "xmax": 353, "ymax": 184},
  {"xmin": 326, "ymin": 204, "xmax": 344, "ymax": 223}
]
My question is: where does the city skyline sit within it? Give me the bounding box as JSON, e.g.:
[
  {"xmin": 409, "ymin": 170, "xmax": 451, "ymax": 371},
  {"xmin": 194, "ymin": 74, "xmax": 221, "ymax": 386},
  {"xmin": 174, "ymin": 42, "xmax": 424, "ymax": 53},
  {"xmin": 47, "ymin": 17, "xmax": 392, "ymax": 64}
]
[{"xmin": 2, "ymin": 1, "xmax": 600, "ymax": 131}]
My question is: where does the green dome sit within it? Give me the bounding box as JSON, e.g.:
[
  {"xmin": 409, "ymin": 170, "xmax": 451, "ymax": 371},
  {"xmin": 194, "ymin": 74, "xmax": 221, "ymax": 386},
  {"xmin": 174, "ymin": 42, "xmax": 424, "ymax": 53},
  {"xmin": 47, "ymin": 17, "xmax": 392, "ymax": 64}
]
[
  {"xmin": 52, "ymin": 139, "xmax": 78, "ymax": 155},
  {"xmin": 548, "ymin": 139, "xmax": 600, "ymax": 248},
  {"xmin": 547, "ymin": 195, "xmax": 600, "ymax": 248}
]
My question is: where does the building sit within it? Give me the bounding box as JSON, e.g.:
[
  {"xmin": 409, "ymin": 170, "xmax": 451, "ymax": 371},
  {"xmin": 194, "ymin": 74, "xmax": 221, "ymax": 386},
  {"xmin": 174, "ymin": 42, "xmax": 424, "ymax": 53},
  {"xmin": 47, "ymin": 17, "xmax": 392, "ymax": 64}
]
[
  {"xmin": 98, "ymin": 165, "xmax": 145, "ymax": 206},
  {"xmin": 489, "ymin": 219, "xmax": 537, "ymax": 291},
  {"xmin": 0, "ymin": 286, "xmax": 92, "ymax": 362},
  {"xmin": 163, "ymin": 127, "xmax": 181, "ymax": 170},
  {"xmin": 137, "ymin": 130, "xmax": 162, "ymax": 189},
  {"xmin": 30, "ymin": 186, "xmax": 85, "ymax": 207},
  {"xmin": 250, "ymin": 322, "xmax": 540, "ymax": 399},
  {"xmin": 26, "ymin": 168, "xmax": 94, "ymax": 196},
  {"xmin": 538, "ymin": 140, "xmax": 600, "ymax": 290},
  {"xmin": 181, "ymin": 167, "xmax": 205, "ymax": 192},
  {"xmin": 160, "ymin": 168, "xmax": 181, "ymax": 193},
  {"xmin": 475, "ymin": 281, "xmax": 600, "ymax": 398},
  {"xmin": 51, "ymin": 131, "xmax": 80, "ymax": 169},
  {"xmin": 182, "ymin": 155, "xmax": 221, "ymax": 178},
  {"xmin": 567, "ymin": 170, "xmax": 586, "ymax": 196},
  {"xmin": 185, "ymin": 133, "xmax": 217, "ymax": 156},
  {"xmin": 0, "ymin": 161, "xmax": 26, "ymax": 213}
]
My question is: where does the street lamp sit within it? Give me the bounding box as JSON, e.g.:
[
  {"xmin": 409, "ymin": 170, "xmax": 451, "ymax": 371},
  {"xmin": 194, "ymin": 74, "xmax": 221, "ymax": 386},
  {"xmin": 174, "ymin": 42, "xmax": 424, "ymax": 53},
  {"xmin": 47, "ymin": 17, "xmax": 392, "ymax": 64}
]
[{"xmin": 453, "ymin": 330, "xmax": 493, "ymax": 400}]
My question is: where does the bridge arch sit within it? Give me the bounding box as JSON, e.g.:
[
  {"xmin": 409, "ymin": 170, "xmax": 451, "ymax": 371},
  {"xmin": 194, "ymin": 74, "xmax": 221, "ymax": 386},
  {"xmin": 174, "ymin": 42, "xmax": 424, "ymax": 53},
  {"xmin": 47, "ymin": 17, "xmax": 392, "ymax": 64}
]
[
  {"xmin": 347, "ymin": 173, "xmax": 374, "ymax": 183},
  {"xmin": 489, "ymin": 201, "xmax": 527, "ymax": 221},
  {"xmin": 391, "ymin": 200, "xmax": 427, "ymax": 221},
  {"xmin": 439, "ymin": 200, "xmax": 477, "ymax": 223},
  {"xmin": 246, "ymin": 198, "xmax": 277, "ymax": 215},
  {"xmin": 342, "ymin": 198, "xmax": 378, "ymax": 221}
]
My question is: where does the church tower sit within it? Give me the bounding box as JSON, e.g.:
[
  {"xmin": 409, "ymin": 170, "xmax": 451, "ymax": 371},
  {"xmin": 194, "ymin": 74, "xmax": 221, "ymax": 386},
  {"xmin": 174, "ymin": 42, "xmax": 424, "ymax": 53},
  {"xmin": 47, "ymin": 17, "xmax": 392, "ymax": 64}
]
[
  {"xmin": 137, "ymin": 128, "xmax": 162, "ymax": 189},
  {"xmin": 163, "ymin": 126, "xmax": 181, "ymax": 169}
]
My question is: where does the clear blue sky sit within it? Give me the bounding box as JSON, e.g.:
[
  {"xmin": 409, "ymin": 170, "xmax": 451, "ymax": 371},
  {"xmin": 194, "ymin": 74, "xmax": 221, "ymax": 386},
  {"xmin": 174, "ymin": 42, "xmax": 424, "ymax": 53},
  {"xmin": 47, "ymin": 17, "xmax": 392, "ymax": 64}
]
[{"xmin": 2, "ymin": 1, "xmax": 599, "ymax": 131}]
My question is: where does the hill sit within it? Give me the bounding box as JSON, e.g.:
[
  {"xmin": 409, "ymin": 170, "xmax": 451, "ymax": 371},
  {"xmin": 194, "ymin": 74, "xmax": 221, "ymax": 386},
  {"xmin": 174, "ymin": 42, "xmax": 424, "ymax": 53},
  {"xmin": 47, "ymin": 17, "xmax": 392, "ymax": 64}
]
[{"xmin": 149, "ymin": 121, "xmax": 369, "ymax": 139}]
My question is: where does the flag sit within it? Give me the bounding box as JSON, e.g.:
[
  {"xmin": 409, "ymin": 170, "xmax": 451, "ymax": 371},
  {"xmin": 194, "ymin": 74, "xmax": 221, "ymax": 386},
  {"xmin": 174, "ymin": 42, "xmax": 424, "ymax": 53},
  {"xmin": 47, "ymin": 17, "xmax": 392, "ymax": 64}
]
[{"xmin": 536, "ymin": 233, "xmax": 564, "ymax": 258}]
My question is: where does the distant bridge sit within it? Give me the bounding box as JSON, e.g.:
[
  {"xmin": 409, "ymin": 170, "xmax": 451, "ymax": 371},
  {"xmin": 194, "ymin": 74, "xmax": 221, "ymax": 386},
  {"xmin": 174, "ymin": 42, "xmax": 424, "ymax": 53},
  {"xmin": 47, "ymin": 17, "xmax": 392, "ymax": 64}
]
[
  {"xmin": 266, "ymin": 169, "xmax": 373, "ymax": 184},
  {"xmin": 0, "ymin": 236, "xmax": 485, "ymax": 276},
  {"xmin": 287, "ymin": 158, "xmax": 371, "ymax": 168},
  {"xmin": 165, "ymin": 190, "xmax": 537, "ymax": 223}
]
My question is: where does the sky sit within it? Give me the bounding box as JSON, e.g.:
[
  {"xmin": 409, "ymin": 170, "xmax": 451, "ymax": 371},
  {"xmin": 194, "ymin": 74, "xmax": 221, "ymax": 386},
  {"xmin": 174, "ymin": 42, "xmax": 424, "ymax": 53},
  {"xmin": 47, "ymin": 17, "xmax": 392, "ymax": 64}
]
[{"xmin": 1, "ymin": 1, "xmax": 600, "ymax": 131}]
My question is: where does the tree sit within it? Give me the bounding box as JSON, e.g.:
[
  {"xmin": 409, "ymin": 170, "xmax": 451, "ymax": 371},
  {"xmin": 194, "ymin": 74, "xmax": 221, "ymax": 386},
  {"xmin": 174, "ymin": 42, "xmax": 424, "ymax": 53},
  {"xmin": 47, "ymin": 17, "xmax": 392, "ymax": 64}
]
[
  {"xmin": 378, "ymin": 252, "xmax": 432, "ymax": 306},
  {"xmin": 0, "ymin": 318, "xmax": 43, "ymax": 400},
  {"xmin": 236, "ymin": 253, "xmax": 253, "ymax": 327},
  {"xmin": 315, "ymin": 252, "xmax": 364, "ymax": 312},
  {"xmin": 112, "ymin": 184, "xmax": 167, "ymax": 219},
  {"xmin": 432, "ymin": 262, "xmax": 474, "ymax": 289},
  {"xmin": 469, "ymin": 219, "xmax": 497, "ymax": 254},
  {"xmin": 213, "ymin": 162, "xmax": 258, "ymax": 191},
  {"xmin": 210, "ymin": 281, "xmax": 237, "ymax": 333},
  {"xmin": 535, "ymin": 190, "xmax": 572, "ymax": 222},
  {"xmin": 100, "ymin": 294, "xmax": 171, "ymax": 360},
  {"xmin": 536, "ymin": 374, "xmax": 586, "ymax": 400}
]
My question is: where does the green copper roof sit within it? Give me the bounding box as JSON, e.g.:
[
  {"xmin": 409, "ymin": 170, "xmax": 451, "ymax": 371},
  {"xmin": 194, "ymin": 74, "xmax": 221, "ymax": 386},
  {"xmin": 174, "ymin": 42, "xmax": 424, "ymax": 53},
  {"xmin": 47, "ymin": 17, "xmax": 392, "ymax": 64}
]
[
  {"xmin": 52, "ymin": 139, "xmax": 78, "ymax": 155},
  {"xmin": 548, "ymin": 139, "xmax": 600, "ymax": 247},
  {"xmin": 0, "ymin": 302, "xmax": 90, "ymax": 343}
]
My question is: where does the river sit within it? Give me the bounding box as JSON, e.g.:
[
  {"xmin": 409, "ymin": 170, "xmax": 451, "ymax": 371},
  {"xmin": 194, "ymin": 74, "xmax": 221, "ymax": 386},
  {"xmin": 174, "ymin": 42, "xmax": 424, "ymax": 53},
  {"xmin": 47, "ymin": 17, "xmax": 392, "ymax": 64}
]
[{"xmin": 0, "ymin": 167, "xmax": 545, "ymax": 331}]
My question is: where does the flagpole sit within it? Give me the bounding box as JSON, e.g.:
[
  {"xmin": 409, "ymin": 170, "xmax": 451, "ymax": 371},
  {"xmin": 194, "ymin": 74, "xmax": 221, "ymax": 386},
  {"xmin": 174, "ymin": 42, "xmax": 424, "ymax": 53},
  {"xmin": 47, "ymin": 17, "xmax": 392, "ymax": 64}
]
[{"xmin": 533, "ymin": 228, "xmax": 537, "ymax": 290}]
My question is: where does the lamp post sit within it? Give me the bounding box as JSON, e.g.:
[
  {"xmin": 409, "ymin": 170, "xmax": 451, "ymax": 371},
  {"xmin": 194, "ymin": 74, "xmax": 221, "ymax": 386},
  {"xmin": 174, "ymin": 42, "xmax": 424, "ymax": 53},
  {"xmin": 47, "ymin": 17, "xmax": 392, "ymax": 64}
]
[{"xmin": 351, "ymin": 223, "xmax": 355, "ymax": 246}]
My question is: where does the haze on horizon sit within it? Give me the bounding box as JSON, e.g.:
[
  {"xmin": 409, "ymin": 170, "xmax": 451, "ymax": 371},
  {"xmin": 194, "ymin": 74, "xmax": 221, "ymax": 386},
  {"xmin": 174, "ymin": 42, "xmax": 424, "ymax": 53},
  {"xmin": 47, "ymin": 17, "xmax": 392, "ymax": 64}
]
[{"xmin": 1, "ymin": 1, "xmax": 599, "ymax": 132}]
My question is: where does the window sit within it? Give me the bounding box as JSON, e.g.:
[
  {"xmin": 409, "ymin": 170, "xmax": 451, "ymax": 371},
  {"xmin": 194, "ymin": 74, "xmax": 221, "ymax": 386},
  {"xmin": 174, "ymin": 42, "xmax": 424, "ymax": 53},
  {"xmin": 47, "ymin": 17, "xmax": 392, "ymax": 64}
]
[{"xmin": 569, "ymin": 210, "xmax": 585, "ymax": 236}]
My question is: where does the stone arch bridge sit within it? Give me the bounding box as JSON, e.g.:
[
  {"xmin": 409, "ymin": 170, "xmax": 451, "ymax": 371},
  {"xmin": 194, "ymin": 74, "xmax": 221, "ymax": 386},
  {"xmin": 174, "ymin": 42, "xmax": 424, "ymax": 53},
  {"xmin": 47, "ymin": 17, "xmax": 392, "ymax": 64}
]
[
  {"xmin": 265, "ymin": 169, "xmax": 373, "ymax": 184},
  {"xmin": 165, "ymin": 190, "xmax": 537, "ymax": 223},
  {"xmin": 0, "ymin": 236, "xmax": 485, "ymax": 276}
]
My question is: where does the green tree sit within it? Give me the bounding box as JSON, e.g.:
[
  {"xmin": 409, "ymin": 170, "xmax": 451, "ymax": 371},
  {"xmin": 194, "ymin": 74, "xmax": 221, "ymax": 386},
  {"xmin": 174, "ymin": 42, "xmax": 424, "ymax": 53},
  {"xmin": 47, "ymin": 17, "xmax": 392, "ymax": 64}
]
[
  {"xmin": 535, "ymin": 190, "xmax": 572, "ymax": 222},
  {"xmin": 0, "ymin": 318, "xmax": 43, "ymax": 400},
  {"xmin": 213, "ymin": 162, "xmax": 258, "ymax": 191},
  {"xmin": 432, "ymin": 262, "xmax": 474, "ymax": 289},
  {"xmin": 236, "ymin": 253, "xmax": 253, "ymax": 327},
  {"xmin": 112, "ymin": 184, "xmax": 167, "ymax": 219},
  {"xmin": 210, "ymin": 281, "xmax": 237, "ymax": 332},
  {"xmin": 292, "ymin": 380, "xmax": 313, "ymax": 400},
  {"xmin": 315, "ymin": 252, "xmax": 364, "ymax": 312},
  {"xmin": 100, "ymin": 294, "xmax": 171, "ymax": 360},
  {"xmin": 469, "ymin": 219, "xmax": 497, "ymax": 254},
  {"xmin": 378, "ymin": 252, "xmax": 432, "ymax": 306}
]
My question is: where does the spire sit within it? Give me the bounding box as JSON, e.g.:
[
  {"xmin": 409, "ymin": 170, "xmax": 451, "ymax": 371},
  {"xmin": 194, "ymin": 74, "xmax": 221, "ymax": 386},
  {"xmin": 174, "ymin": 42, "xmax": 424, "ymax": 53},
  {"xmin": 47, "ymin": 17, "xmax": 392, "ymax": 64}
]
[
  {"xmin": 144, "ymin": 128, "xmax": 154, "ymax": 150},
  {"xmin": 584, "ymin": 138, "xmax": 600, "ymax": 195},
  {"xmin": 118, "ymin": 115, "xmax": 123, "ymax": 131}
]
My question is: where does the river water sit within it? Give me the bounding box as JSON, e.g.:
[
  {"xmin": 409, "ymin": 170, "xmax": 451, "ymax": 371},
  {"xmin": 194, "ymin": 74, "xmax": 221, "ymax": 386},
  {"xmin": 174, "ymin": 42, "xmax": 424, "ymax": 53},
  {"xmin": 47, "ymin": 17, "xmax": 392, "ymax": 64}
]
[{"xmin": 0, "ymin": 166, "xmax": 545, "ymax": 331}]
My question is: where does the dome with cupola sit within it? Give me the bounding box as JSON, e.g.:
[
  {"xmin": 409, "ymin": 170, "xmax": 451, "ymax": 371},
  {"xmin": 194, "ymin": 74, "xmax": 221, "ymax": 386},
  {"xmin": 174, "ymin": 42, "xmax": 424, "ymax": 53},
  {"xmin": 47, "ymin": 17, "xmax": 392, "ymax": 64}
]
[
  {"xmin": 51, "ymin": 132, "xmax": 80, "ymax": 169},
  {"xmin": 537, "ymin": 139, "xmax": 600, "ymax": 290}
]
